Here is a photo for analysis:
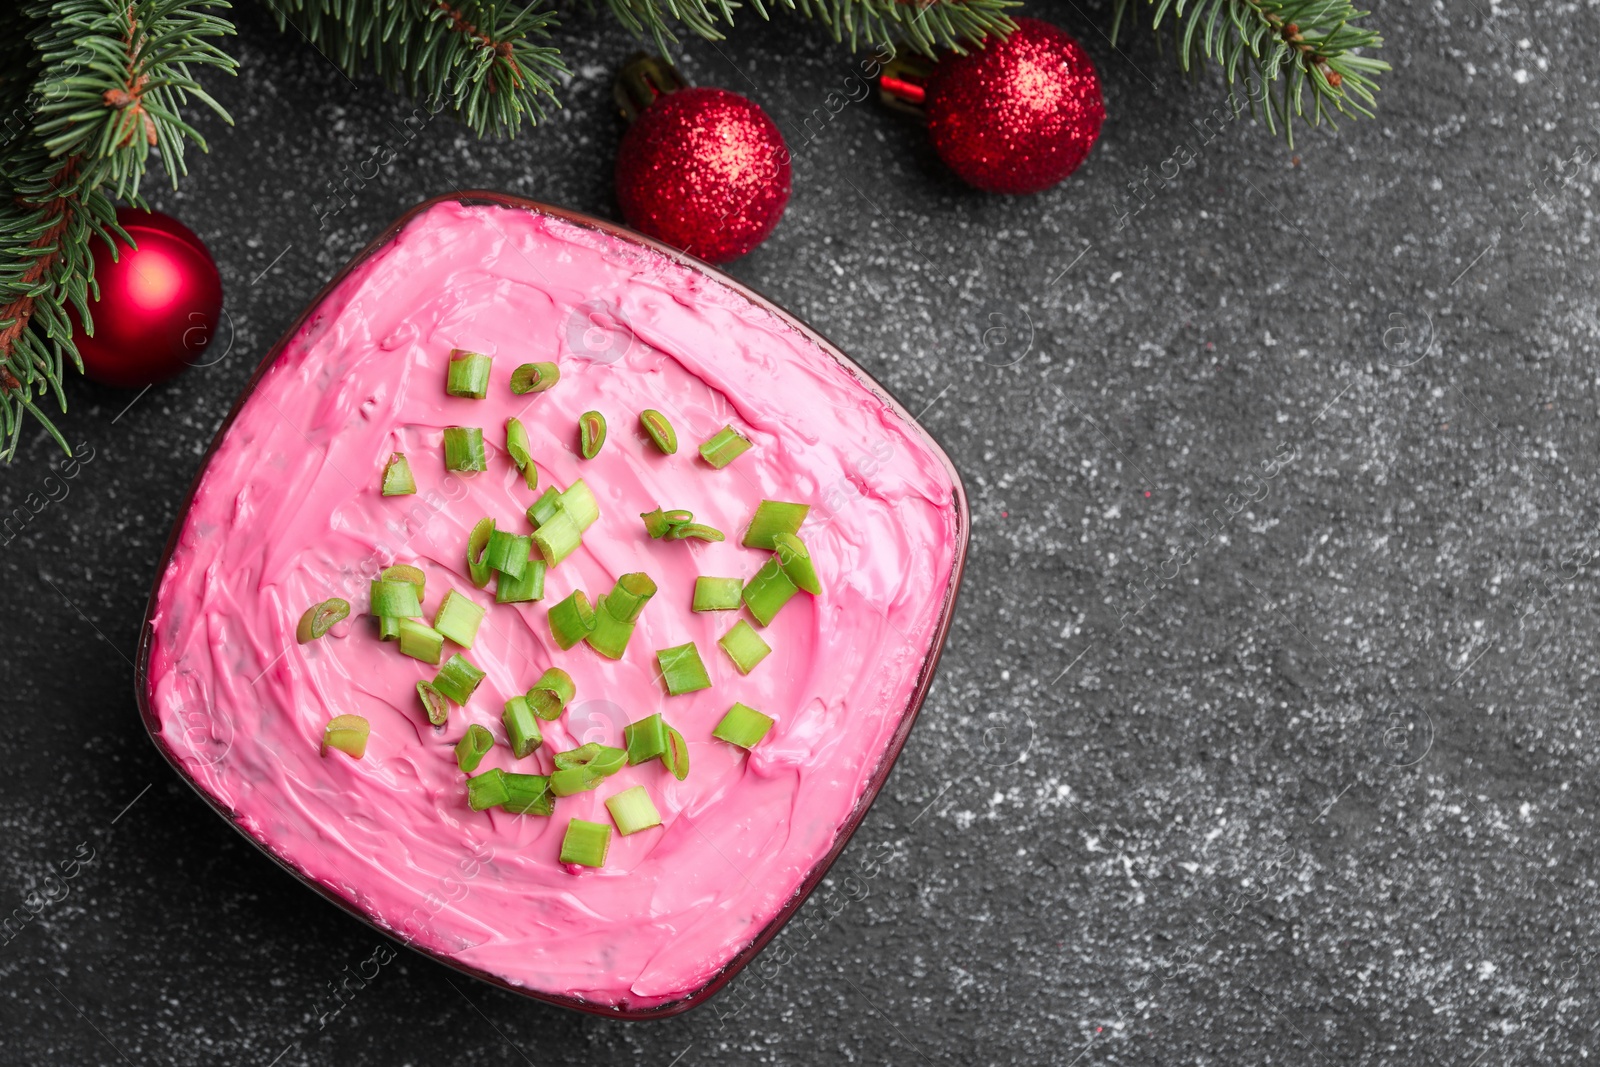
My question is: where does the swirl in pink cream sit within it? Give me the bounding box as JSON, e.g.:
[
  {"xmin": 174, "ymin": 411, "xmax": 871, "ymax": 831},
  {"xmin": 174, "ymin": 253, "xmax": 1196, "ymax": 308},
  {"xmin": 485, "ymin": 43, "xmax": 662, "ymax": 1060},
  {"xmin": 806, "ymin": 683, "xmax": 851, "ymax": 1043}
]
[{"xmin": 145, "ymin": 201, "xmax": 959, "ymax": 1010}]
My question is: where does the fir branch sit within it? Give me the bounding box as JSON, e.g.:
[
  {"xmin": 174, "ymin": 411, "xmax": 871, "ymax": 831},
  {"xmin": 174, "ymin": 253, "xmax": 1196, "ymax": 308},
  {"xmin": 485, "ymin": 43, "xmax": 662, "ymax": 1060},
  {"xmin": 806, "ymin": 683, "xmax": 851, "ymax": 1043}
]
[
  {"xmin": 1112, "ymin": 0, "xmax": 1388, "ymax": 146},
  {"xmin": 260, "ymin": 0, "xmax": 568, "ymax": 136},
  {"xmin": 0, "ymin": 1, "xmax": 236, "ymax": 463}
]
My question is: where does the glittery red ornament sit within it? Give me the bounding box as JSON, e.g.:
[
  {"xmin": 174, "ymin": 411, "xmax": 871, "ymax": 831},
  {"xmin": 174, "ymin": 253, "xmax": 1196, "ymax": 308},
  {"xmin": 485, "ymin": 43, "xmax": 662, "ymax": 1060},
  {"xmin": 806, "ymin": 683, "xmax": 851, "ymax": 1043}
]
[
  {"xmin": 923, "ymin": 18, "xmax": 1105, "ymax": 194},
  {"xmin": 615, "ymin": 85, "xmax": 791, "ymax": 263},
  {"xmin": 71, "ymin": 208, "xmax": 223, "ymax": 389}
]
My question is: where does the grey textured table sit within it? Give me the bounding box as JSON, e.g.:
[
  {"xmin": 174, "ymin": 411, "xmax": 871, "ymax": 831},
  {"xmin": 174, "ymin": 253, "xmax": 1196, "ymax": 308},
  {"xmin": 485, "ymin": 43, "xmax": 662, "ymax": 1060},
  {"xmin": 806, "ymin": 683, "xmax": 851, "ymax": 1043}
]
[{"xmin": 4, "ymin": 1, "xmax": 1596, "ymax": 1063}]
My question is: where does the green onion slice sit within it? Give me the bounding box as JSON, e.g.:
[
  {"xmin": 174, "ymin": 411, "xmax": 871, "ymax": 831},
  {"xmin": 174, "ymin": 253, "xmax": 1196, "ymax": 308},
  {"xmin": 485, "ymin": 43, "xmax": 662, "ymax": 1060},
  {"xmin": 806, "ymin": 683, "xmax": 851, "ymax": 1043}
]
[
  {"xmin": 443, "ymin": 427, "xmax": 487, "ymax": 472},
  {"xmin": 624, "ymin": 713, "xmax": 669, "ymax": 764},
  {"xmin": 467, "ymin": 517, "xmax": 495, "ymax": 589},
  {"xmin": 713, "ymin": 702, "xmax": 774, "ymax": 750},
  {"xmin": 699, "ymin": 425, "xmax": 752, "ymax": 469},
  {"xmin": 718, "ymin": 619, "xmax": 772, "ymax": 674},
  {"xmin": 742, "ymin": 500, "xmax": 810, "ymax": 549},
  {"xmin": 505, "ymin": 417, "xmax": 537, "ymax": 491},
  {"xmin": 495, "ymin": 559, "xmax": 546, "ymax": 604},
  {"xmin": 503, "ymin": 695, "xmax": 544, "ymax": 758},
  {"xmin": 501, "ymin": 772, "xmax": 554, "ymax": 816},
  {"xmin": 639, "ymin": 409, "xmax": 677, "ymax": 454},
  {"xmin": 606, "ymin": 786, "xmax": 662, "ymax": 835},
  {"xmin": 510, "ymin": 361, "xmax": 560, "ymax": 394},
  {"xmin": 655, "ymin": 642, "xmax": 712, "ymax": 695},
  {"xmin": 772, "ymin": 532, "xmax": 821, "ymax": 595},
  {"xmin": 378, "ymin": 615, "xmax": 401, "ymax": 641},
  {"xmin": 455, "ymin": 723, "xmax": 494, "ymax": 773},
  {"xmin": 467, "ymin": 768, "xmax": 509, "ymax": 811},
  {"xmin": 665, "ymin": 522, "xmax": 725, "ymax": 542},
  {"xmin": 527, "ymin": 667, "xmax": 576, "ymax": 720},
  {"xmin": 560, "ymin": 479, "xmax": 601, "ymax": 531},
  {"xmin": 547, "ymin": 590, "xmax": 596, "ymax": 649},
  {"xmin": 692, "ymin": 577, "xmax": 743, "ymax": 612},
  {"xmin": 526, "ymin": 487, "xmax": 562, "ymax": 528},
  {"xmin": 381, "ymin": 453, "xmax": 416, "ymax": 496},
  {"xmin": 416, "ymin": 681, "xmax": 451, "ymax": 726},
  {"xmin": 578, "ymin": 411, "xmax": 607, "ymax": 459},
  {"xmin": 742, "ymin": 557, "xmax": 798, "ymax": 627},
  {"xmin": 381, "ymin": 564, "xmax": 426, "ymax": 599},
  {"xmin": 549, "ymin": 766, "xmax": 602, "ymax": 797},
  {"xmin": 559, "ymin": 818, "xmax": 612, "ymax": 867},
  {"xmin": 664, "ymin": 725, "xmax": 690, "ymax": 781},
  {"xmin": 663, "ymin": 508, "xmax": 694, "ymax": 527},
  {"xmin": 446, "ymin": 349, "xmax": 492, "ymax": 399},
  {"xmin": 606, "ymin": 572, "xmax": 657, "ymax": 624},
  {"xmin": 322, "ymin": 714, "xmax": 370, "ymax": 759},
  {"xmin": 533, "ymin": 508, "xmax": 583, "ymax": 567},
  {"xmin": 296, "ymin": 598, "xmax": 350, "ymax": 643},
  {"xmin": 485, "ymin": 530, "xmax": 532, "ymax": 579},
  {"xmin": 433, "ymin": 588, "xmax": 486, "ymax": 648},
  {"xmin": 640, "ymin": 508, "xmax": 671, "ymax": 539},
  {"xmin": 370, "ymin": 579, "xmax": 422, "ymax": 618},
  {"xmin": 433, "ymin": 654, "xmax": 486, "ymax": 705},
  {"xmin": 398, "ymin": 619, "xmax": 445, "ymax": 664},
  {"xmin": 585, "ymin": 596, "xmax": 637, "ymax": 661}
]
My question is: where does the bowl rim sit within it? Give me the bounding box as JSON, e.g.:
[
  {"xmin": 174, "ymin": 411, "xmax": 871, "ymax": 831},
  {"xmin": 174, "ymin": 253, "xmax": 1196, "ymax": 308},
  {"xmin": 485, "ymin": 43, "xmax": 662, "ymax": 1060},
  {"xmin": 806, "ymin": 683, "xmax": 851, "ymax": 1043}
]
[{"xmin": 133, "ymin": 191, "xmax": 970, "ymax": 1020}]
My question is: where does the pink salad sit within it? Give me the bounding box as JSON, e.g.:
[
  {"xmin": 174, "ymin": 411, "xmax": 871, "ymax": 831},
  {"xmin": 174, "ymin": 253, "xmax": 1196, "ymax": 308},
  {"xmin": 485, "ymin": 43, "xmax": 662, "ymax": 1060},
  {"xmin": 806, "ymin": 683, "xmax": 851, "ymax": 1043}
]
[{"xmin": 143, "ymin": 199, "xmax": 962, "ymax": 1011}]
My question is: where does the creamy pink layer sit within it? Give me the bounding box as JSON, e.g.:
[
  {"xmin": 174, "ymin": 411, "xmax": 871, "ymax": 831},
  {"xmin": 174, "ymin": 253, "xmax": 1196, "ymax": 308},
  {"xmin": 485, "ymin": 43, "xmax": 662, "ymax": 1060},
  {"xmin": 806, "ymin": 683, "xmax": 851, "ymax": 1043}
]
[{"xmin": 145, "ymin": 201, "xmax": 959, "ymax": 1010}]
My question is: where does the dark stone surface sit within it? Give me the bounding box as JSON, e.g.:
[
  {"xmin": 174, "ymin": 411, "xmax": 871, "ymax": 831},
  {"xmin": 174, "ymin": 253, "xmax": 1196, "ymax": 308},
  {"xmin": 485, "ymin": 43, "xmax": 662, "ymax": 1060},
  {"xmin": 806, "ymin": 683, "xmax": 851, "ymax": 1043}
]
[{"xmin": 3, "ymin": 0, "xmax": 1598, "ymax": 1063}]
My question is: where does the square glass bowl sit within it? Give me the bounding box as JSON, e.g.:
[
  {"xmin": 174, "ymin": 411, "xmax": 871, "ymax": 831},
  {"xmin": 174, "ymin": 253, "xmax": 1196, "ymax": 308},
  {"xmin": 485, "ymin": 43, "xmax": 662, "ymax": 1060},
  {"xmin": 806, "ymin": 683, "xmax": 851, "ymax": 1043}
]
[{"xmin": 136, "ymin": 193, "xmax": 968, "ymax": 1017}]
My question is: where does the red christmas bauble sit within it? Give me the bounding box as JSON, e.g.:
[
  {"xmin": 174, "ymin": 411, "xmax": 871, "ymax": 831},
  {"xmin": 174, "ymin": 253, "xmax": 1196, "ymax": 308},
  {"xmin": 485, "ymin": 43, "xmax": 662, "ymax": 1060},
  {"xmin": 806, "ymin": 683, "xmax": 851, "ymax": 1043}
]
[
  {"xmin": 925, "ymin": 18, "xmax": 1105, "ymax": 195},
  {"xmin": 615, "ymin": 86, "xmax": 791, "ymax": 263},
  {"xmin": 71, "ymin": 207, "xmax": 223, "ymax": 389}
]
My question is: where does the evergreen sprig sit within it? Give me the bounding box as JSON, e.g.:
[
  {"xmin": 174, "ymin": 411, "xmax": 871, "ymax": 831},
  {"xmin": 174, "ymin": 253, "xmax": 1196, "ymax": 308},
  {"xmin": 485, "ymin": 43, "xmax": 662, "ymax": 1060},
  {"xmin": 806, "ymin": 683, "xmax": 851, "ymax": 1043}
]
[{"xmin": 1112, "ymin": 0, "xmax": 1388, "ymax": 145}]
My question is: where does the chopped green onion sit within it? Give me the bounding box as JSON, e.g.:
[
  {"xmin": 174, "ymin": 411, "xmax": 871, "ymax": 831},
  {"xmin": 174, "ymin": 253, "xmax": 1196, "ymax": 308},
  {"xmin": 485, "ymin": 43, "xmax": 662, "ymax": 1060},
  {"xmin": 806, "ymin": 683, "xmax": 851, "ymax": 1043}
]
[
  {"xmin": 606, "ymin": 786, "xmax": 662, "ymax": 836},
  {"xmin": 589, "ymin": 745, "xmax": 629, "ymax": 776},
  {"xmin": 485, "ymin": 530, "xmax": 532, "ymax": 579},
  {"xmin": 495, "ymin": 559, "xmax": 546, "ymax": 604},
  {"xmin": 532, "ymin": 508, "xmax": 583, "ymax": 566},
  {"xmin": 640, "ymin": 409, "xmax": 677, "ymax": 454},
  {"xmin": 502, "ymin": 695, "xmax": 544, "ymax": 758},
  {"xmin": 378, "ymin": 615, "xmax": 401, "ymax": 641},
  {"xmin": 370, "ymin": 579, "xmax": 422, "ymax": 618},
  {"xmin": 578, "ymin": 411, "xmax": 607, "ymax": 459},
  {"xmin": 606, "ymin": 572, "xmax": 657, "ymax": 624},
  {"xmin": 742, "ymin": 500, "xmax": 810, "ymax": 549},
  {"xmin": 443, "ymin": 427, "xmax": 487, "ymax": 472},
  {"xmin": 501, "ymin": 772, "xmax": 554, "ymax": 815},
  {"xmin": 559, "ymin": 818, "xmax": 612, "ymax": 867},
  {"xmin": 663, "ymin": 508, "xmax": 694, "ymax": 527},
  {"xmin": 398, "ymin": 619, "xmax": 445, "ymax": 664},
  {"xmin": 624, "ymin": 713, "xmax": 668, "ymax": 764},
  {"xmin": 297, "ymin": 598, "xmax": 350, "ymax": 643},
  {"xmin": 381, "ymin": 564, "xmax": 426, "ymax": 600},
  {"xmin": 553, "ymin": 742, "xmax": 603, "ymax": 770},
  {"xmin": 467, "ymin": 768, "xmax": 509, "ymax": 811},
  {"xmin": 527, "ymin": 667, "xmax": 576, "ymax": 720},
  {"xmin": 322, "ymin": 714, "xmax": 370, "ymax": 759},
  {"xmin": 549, "ymin": 766, "xmax": 601, "ymax": 797},
  {"xmin": 742, "ymin": 558, "xmax": 798, "ymax": 626},
  {"xmin": 640, "ymin": 508, "xmax": 671, "ymax": 539},
  {"xmin": 446, "ymin": 349, "xmax": 492, "ymax": 399},
  {"xmin": 585, "ymin": 596, "xmax": 637, "ymax": 660},
  {"xmin": 655, "ymin": 642, "xmax": 712, "ymax": 695},
  {"xmin": 718, "ymin": 619, "xmax": 771, "ymax": 674},
  {"xmin": 665, "ymin": 725, "xmax": 690, "ymax": 780},
  {"xmin": 548, "ymin": 744, "xmax": 625, "ymax": 795},
  {"xmin": 699, "ymin": 425, "xmax": 751, "ymax": 469},
  {"xmin": 505, "ymin": 418, "xmax": 538, "ymax": 491},
  {"xmin": 560, "ymin": 479, "xmax": 600, "ymax": 531},
  {"xmin": 467, "ymin": 517, "xmax": 495, "ymax": 588},
  {"xmin": 417, "ymin": 681, "xmax": 451, "ymax": 725},
  {"xmin": 455, "ymin": 723, "xmax": 494, "ymax": 772},
  {"xmin": 433, "ymin": 588, "xmax": 486, "ymax": 648},
  {"xmin": 547, "ymin": 590, "xmax": 596, "ymax": 649},
  {"xmin": 433, "ymin": 654, "xmax": 486, "ymax": 705},
  {"xmin": 381, "ymin": 453, "xmax": 416, "ymax": 496},
  {"xmin": 713, "ymin": 702, "xmax": 774, "ymax": 750},
  {"xmin": 772, "ymin": 532, "xmax": 821, "ymax": 595},
  {"xmin": 692, "ymin": 577, "xmax": 743, "ymax": 612},
  {"xmin": 665, "ymin": 522, "xmax": 725, "ymax": 542},
  {"xmin": 510, "ymin": 361, "xmax": 560, "ymax": 394},
  {"xmin": 526, "ymin": 487, "xmax": 561, "ymax": 527}
]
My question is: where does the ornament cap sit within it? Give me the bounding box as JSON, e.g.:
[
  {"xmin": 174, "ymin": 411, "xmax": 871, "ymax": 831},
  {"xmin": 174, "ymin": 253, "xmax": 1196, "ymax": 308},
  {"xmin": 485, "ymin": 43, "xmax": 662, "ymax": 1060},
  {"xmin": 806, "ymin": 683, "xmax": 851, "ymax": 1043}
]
[
  {"xmin": 614, "ymin": 53, "xmax": 689, "ymax": 122},
  {"xmin": 876, "ymin": 56, "xmax": 934, "ymax": 120}
]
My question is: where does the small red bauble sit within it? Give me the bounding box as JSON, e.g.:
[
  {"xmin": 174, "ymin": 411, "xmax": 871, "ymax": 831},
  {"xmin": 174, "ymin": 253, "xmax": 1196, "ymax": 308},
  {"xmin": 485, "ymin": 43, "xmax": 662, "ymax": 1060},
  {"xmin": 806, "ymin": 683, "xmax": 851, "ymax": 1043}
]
[
  {"xmin": 615, "ymin": 86, "xmax": 791, "ymax": 263},
  {"xmin": 925, "ymin": 18, "xmax": 1105, "ymax": 195},
  {"xmin": 71, "ymin": 207, "xmax": 223, "ymax": 389}
]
